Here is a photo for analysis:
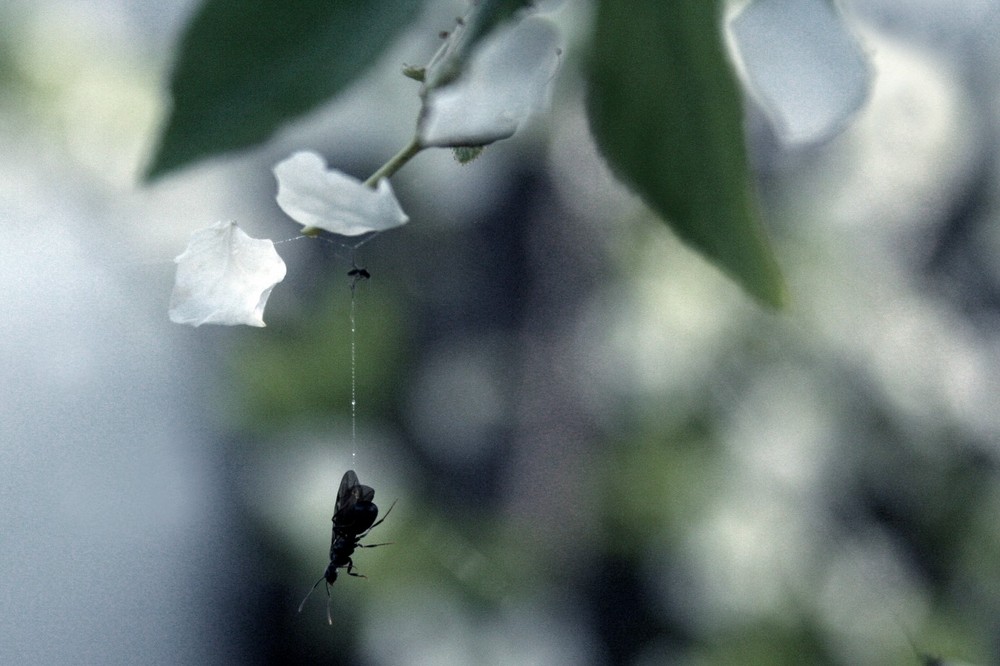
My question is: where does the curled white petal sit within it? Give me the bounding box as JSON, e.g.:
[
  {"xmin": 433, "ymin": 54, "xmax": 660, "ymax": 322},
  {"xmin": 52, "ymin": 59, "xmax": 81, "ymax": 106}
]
[
  {"xmin": 169, "ymin": 221, "xmax": 286, "ymax": 327},
  {"xmin": 273, "ymin": 151, "xmax": 408, "ymax": 236},
  {"xmin": 728, "ymin": 0, "xmax": 871, "ymax": 145},
  {"xmin": 419, "ymin": 16, "xmax": 561, "ymax": 148}
]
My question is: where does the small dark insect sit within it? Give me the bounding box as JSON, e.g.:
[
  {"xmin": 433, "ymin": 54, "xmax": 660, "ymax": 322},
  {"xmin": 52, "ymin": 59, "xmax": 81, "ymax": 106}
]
[
  {"xmin": 298, "ymin": 470, "xmax": 394, "ymax": 624},
  {"xmin": 347, "ymin": 267, "xmax": 371, "ymax": 280}
]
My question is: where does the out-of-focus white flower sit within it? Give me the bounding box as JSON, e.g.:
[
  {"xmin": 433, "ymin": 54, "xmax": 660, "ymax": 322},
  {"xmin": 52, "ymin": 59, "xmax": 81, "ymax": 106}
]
[
  {"xmin": 419, "ymin": 16, "xmax": 561, "ymax": 148},
  {"xmin": 273, "ymin": 151, "xmax": 408, "ymax": 236},
  {"xmin": 169, "ymin": 220, "xmax": 286, "ymax": 327},
  {"xmin": 728, "ymin": 0, "xmax": 871, "ymax": 145}
]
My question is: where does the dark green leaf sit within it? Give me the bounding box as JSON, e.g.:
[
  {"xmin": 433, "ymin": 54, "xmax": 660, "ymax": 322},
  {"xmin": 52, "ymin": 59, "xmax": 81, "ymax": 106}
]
[
  {"xmin": 587, "ymin": 0, "xmax": 786, "ymax": 307},
  {"xmin": 146, "ymin": 0, "xmax": 423, "ymax": 180}
]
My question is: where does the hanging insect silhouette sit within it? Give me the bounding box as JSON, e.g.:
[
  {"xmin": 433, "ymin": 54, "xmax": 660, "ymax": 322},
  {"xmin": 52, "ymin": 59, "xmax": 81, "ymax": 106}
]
[
  {"xmin": 298, "ymin": 469, "xmax": 395, "ymax": 624},
  {"xmin": 347, "ymin": 266, "xmax": 371, "ymax": 281},
  {"xmin": 348, "ymin": 261, "xmax": 370, "ymax": 292}
]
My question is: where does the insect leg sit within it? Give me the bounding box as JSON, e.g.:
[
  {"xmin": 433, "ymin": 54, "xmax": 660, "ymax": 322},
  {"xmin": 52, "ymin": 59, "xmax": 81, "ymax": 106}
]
[{"xmin": 345, "ymin": 557, "xmax": 368, "ymax": 579}]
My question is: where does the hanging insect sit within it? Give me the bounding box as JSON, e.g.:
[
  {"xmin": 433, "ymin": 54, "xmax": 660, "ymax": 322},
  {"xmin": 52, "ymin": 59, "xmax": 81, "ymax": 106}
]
[
  {"xmin": 298, "ymin": 470, "xmax": 395, "ymax": 624},
  {"xmin": 347, "ymin": 264, "xmax": 370, "ymax": 294},
  {"xmin": 347, "ymin": 266, "xmax": 371, "ymax": 281}
]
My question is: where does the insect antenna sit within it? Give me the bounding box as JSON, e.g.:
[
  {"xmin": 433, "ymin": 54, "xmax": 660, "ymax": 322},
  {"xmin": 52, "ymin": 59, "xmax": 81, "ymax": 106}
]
[
  {"xmin": 297, "ymin": 574, "xmax": 326, "ymax": 615},
  {"xmin": 298, "ymin": 574, "xmax": 336, "ymax": 625}
]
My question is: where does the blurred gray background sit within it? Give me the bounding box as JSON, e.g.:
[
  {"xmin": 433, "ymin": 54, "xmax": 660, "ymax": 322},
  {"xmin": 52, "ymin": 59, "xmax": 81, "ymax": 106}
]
[{"xmin": 1, "ymin": 0, "xmax": 998, "ymax": 663}]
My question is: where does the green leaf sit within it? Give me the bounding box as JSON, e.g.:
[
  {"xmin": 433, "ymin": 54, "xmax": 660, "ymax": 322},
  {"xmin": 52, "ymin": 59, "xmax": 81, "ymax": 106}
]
[
  {"xmin": 146, "ymin": 0, "xmax": 423, "ymax": 180},
  {"xmin": 587, "ymin": 0, "xmax": 786, "ymax": 307}
]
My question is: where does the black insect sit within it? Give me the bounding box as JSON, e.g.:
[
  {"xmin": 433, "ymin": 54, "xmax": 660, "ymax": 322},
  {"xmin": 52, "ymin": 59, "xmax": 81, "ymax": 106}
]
[
  {"xmin": 298, "ymin": 470, "xmax": 394, "ymax": 624},
  {"xmin": 347, "ymin": 265, "xmax": 370, "ymax": 294}
]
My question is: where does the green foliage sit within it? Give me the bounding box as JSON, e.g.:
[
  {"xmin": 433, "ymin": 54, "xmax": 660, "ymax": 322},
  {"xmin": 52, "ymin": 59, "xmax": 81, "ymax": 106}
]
[
  {"xmin": 146, "ymin": 0, "xmax": 423, "ymax": 180},
  {"xmin": 0, "ymin": 10, "xmax": 26, "ymax": 98},
  {"xmin": 600, "ymin": 422, "xmax": 721, "ymax": 558},
  {"xmin": 587, "ymin": 0, "xmax": 786, "ymax": 307},
  {"xmin": 149, "ymin": 0, "xmax": 788, "ymax": 308},
  {"xmin": 686, "ymin": 619, "xmax": 830, "ymax": 665},
  {"xmin": 226, "ymin": 286, "xmax": 406, "ymax": 433}
]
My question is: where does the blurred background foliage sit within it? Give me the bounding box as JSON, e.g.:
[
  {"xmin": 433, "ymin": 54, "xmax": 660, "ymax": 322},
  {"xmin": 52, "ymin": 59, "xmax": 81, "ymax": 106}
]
[{"xmin": 2, "ymin": 0, "xmax": 999, "ymax": 664}]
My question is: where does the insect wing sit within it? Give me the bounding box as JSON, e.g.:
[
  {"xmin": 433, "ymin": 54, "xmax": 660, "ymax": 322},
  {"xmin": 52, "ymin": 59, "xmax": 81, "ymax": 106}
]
[
  {"xmin": 356, "ymin": 483, "xmax": 375, "ymax": 503},
  {"xmin": 334, "ymin": 470, "xmax": 379, "ymax": 533},
  {"xmin": 335, "ymin": 470, "xmax": 362, "ymax": 517}
]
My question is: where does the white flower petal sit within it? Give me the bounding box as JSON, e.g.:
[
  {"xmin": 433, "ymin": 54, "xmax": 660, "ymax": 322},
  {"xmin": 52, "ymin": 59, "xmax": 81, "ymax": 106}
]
[
  {"xmin": 729, "ymin": 0, "xmax": 871, "ymax": 145},
  {"xmin": 169, "ymin": 220, "xmax": 286, "ymax": 327},
  {"xmin": 419, "ymin": 16, "xmax": 561, "ymax": 148},
  {"xmin": 273, "ymin": 151, "xmax": 408, "ymax": 236}
]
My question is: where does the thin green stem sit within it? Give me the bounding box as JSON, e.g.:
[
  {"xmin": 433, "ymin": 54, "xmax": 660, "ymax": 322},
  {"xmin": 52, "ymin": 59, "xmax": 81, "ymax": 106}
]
[
  {"xmin": 301, "ymin": 135, "xmax": 424, "ymax": 236},
  {"xmin": 363, "ymin": 135, "xmax": 423, "ymax": 187}
]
